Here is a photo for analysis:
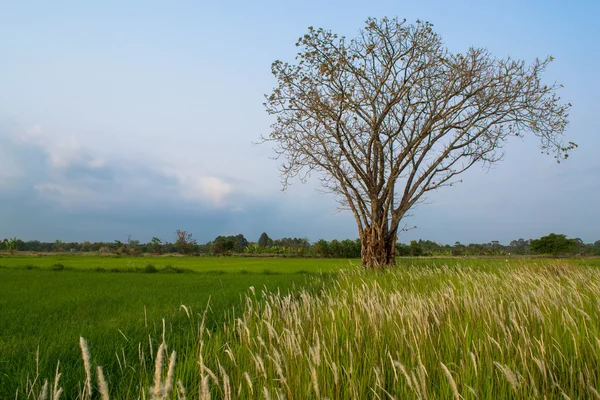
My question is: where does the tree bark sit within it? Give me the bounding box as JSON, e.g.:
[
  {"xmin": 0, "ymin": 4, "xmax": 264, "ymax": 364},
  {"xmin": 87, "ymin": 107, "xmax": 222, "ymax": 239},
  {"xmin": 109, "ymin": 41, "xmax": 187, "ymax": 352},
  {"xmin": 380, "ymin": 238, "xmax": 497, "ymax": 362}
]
[{"xmin": 360, "ymin": 226, "xmax": 396, "ymax": 268}]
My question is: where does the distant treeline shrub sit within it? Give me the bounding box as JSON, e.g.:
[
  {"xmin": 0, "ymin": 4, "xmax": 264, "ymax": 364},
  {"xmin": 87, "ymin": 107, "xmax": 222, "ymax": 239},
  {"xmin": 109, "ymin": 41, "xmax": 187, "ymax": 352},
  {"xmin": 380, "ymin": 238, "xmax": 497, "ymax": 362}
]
[{"xmin": 2, "ymin": 233, "xmax": 599, "ymax": 257}]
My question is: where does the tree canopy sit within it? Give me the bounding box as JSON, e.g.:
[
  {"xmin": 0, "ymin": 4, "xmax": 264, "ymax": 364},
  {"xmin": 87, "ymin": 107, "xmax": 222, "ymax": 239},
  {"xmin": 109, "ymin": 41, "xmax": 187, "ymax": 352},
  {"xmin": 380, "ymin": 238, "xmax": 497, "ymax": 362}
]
[{"xmin": 530, "ymin": 233, "xmax": 576, "ymax": 256}]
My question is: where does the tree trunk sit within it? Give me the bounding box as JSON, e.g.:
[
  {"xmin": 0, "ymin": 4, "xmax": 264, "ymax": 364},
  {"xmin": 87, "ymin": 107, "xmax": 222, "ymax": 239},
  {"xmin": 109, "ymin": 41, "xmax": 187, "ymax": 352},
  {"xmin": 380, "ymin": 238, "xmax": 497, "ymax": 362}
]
[{"xmin": 360, "ymin": 226, "xmax": 396, "ymax": 268}]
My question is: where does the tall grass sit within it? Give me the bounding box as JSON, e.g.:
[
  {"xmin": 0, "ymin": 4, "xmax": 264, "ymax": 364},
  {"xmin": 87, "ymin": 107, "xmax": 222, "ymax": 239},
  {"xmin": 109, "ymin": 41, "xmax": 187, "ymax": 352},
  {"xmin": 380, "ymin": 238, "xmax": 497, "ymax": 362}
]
[{"xmin": 15, "ymin": 261, "xmax": 600, "ymax": 398}]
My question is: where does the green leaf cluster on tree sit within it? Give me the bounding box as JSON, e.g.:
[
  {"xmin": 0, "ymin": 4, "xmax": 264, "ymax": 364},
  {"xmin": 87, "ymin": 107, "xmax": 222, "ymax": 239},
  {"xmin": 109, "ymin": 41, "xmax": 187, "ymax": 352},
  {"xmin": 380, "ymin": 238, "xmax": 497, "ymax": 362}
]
[
  {"xmin": 530, "ymin": 233, "xmax": 577, "ymax": 256},
  {"xmin": 210, "ymin": 234, "xmax": 248, "ymax": 255}
]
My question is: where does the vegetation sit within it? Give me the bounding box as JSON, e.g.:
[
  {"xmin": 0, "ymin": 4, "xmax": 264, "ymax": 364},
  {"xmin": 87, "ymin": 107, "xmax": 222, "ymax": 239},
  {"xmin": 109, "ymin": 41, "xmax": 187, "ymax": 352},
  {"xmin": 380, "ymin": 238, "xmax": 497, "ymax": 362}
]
[
  {"xmin": 530, "ymin": 233, "xmax": 578, "ymax": 256},
  {"xmin": 175, "ymin": 230, "xmax": 198, "ymax": 255},
  {"xmin": 3, "ymin": 232, "xmax": 599, "ymax": 257},
  {"xmin": 263, "ymin": 17, "xmax": 575, "ymax": 267},
  {"xmin": 0, "ymin": 256, "xmax": 344, "ymax": 399},
  {"xmin": 4, "ymin": 257, "xmax": 600, "ymax": 398}
]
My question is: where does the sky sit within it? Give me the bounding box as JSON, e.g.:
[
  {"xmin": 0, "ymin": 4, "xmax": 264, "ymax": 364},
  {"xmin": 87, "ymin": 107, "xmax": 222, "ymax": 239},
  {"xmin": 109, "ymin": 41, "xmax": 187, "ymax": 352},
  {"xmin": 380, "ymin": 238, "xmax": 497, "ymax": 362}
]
[{"xmin": 0, "ymin": 0, "xmax": 598, "ymax": 245}]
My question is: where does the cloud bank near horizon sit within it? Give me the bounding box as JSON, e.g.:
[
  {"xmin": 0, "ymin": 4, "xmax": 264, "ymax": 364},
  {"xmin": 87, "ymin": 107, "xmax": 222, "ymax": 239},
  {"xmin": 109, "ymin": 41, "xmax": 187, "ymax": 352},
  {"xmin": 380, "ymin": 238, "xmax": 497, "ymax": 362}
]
[{"xmin": 0, "ymin": 124, "xmax": 358, "ymax": 243}]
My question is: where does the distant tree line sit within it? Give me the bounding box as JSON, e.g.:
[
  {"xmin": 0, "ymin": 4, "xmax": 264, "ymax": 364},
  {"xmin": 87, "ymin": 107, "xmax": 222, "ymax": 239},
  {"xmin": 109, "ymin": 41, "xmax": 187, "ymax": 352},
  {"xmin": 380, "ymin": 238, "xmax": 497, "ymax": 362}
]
[{"xmin": 1, "ymin": 232, "xmax": 599, "ymax": 258}]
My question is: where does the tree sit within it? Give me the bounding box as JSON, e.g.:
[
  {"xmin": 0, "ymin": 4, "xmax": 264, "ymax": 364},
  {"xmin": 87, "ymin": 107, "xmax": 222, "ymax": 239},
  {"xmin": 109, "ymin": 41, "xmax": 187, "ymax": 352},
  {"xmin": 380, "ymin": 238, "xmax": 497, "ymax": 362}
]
[
  {"xmin": 409, "ymin": 240, "xmax": 423, "ymax": 257},
  {"xmin": 210, "ymin": 234, "xmax": 249, "ymax": 255},
  {"xmin": 258, "ymin": 232, "xmax": 273, "ymax": 247},
  {"xmin": 312, "ymin": 239, "xmax": 330, "ymax": 257},
  {"xmin": 175, "ymin": 230, "xmax": 197, "ymax": 255},
  {"xmin": 264, "ymin": 17, "xmax": 574, "ymax": 268},
  {"xmin": 329, "ymin": 239, "xmax": 343, "ymax": 257},
  {"xmin": 3, "ymin": 237, "xmax": 18, "ymax": 255},
  {"xmin": 151, "ymin": 237, "xmax": 163, "ymax": 255},
  {"xmin": 530, "ymin": 233, "xmax": 576, "ymax": 256},
  {"xmin": 509, "ymin": 238, "xmax": 530, "ymax": 255}
]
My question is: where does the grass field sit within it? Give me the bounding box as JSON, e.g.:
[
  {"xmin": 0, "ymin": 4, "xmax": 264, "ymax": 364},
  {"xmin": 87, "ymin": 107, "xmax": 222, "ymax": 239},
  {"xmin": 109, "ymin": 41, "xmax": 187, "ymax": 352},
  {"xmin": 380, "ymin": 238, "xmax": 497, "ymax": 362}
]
[
  {"xmin": 0, "ymin": 256, "xmax": 347, "ymax": 398},
  {"xmin": 0, "ymin": 254, "xmax": 351, "ymax": 273},
  {"xmin": 1, "ymin": 255, "xmax": 599, "ymax": 398}
]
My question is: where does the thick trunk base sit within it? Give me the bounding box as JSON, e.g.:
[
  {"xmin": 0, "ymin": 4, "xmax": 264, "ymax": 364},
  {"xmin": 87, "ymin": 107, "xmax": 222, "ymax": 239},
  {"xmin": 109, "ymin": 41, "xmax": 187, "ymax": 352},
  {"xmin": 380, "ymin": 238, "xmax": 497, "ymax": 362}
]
[{"xmin": 360, "ymin": 227, "xmax": 396, "ymax": 268}]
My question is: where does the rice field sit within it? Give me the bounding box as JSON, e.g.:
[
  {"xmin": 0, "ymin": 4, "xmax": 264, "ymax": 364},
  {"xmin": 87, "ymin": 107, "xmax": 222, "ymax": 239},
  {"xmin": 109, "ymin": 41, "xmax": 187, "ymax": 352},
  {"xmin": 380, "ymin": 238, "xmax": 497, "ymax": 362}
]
[{"xmin": 1, "ymin": 256, "xmax": 599, "ymax": 398}]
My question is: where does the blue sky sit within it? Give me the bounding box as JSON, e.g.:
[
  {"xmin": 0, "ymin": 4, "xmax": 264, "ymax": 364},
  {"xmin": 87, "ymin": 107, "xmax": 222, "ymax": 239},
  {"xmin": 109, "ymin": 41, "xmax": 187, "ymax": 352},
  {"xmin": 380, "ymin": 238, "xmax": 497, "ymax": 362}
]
[{"xmin": 0, "ymin": 0, "xmax": 598, "ymax": 244}]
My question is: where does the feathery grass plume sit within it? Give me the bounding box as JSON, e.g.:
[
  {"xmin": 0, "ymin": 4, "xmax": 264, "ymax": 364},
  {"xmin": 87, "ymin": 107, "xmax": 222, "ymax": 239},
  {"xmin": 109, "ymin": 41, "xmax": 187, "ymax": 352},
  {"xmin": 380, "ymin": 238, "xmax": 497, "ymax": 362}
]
[
  {"xmin": 52, "ymin": 361, "xmax": 63, "ymax": 400},
  {"xmin": 310, "ymin": 364, "xmax": 320, "ymax": 398},
  {"xmin": 561, "ymin": 391, "xmax": 573, "ymax": 400},
  {"xmin": 202, "ymin": 365, "xmax": 219, "ymax": 384},
  {"xmin": 96, "ymin": 366, "xmax": 109, "ymax": 400},
  {"xmin": 163, "ymin": 351, "xmax": 177, "ymax": 396},
  {"xmin": 262, "ymin": 387, "xmax": 271, "ymax": 400},
  {"xmin": 588, "ymin": 385, "xmax": 600, "ymax": 399},
  {"xmin": 465, "ymin": 385, "xmax": 477, "ymax": 398},
  {"xmin": 440, "ymin": 362, "xmax": 459, "ymax": 400},
  {"xmin": 395, "ymin": 362, "xmax": 413, "ymax": 392},
  {"xmin": 152, "ymin": 342, "xmax": 166, "ymax": 399},
  {"xmin": 79, "ymin": 337, "xmax": 92, "ymax": 399},
  {"xmin": 417, "ymin": 363, "xmax": 428, "ymax": 400},
  {"xmin": 330, "ymin": 361, "xmax": 339, "ymax": 387},
  {"xmin": 224, "ymin": 346, "xmax": 236, "ymax": 366},
  {"xmin": 176, "ymin": 380, "xmax": 186, "ymax": 400},
  {"xmin": 180, "ymin": 304, "xmax": 191, "ymax": 319},
  {"xmin": 218, "ymin": 361, "xmax": 232, "ymax": 400},
  {"xmin": 243, "ymin": 372, "xmax": 253, "ymax": 395},
  {"xmin": 199, "ymin": 374, "xmax": 210, "ymax": 400},
  {"xmin": 494, "ymin": 362, "xmax": 519, "ymax": 392},
  {"xmin": 469, "ymin": 352, "xmax": 478, "ymax": 378},
  {"xmin": 387, "ymin": 353, "xmax": 398, "ymax": 383},
  {"xmin": 39, "ymin": 380, "xmax": 48, "ymax": 400}
]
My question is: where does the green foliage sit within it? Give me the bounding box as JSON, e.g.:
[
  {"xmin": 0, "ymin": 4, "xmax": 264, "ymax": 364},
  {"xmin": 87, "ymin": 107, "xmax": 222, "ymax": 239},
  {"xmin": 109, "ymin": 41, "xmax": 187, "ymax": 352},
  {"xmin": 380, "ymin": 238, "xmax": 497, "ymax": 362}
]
[
  {"xmin": 530, "ymin": 233, "xmax": 577, "ymax": 256},
  {"xmin": 144, "ymin": 263, "xmax": 158, "ymax": 273},
  {"xmin": 5, "ymin": 235, "xmax": 599, "ymax": 258},
  {"xmin": 210, "ymin": 234, "xmax": 248, "ymax": 255},
  {"xmin": 509, "ymin": 238, "xmax": 530, "ymax": 255},
  {"xmin": 3, "ymin": 237, "xmax": 18, "ymax": 254},
  {"xmin": 312, "ymin": 239, "xmax": 330, "ymax": 257},
  {"xmin": 409, "ymin": 240, "xmax": 423, "ymax": 256},
  {"xmin": 257, "ymin": 232, "xmax": 273, "ymax": 247},
  {"xmin": 150, "ymin": 237, "xmax": 163, "ymax": 255},
  {"xmin": 50, "ymin": 263, "xmax": 65, "ymax": 271}
]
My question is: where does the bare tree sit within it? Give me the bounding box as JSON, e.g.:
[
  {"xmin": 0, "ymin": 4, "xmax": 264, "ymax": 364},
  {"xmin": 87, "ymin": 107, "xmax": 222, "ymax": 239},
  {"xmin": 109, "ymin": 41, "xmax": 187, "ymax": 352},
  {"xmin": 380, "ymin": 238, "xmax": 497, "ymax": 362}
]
[
  {"xmin": 175, "ymin": 230, "xmax": 197, "ymax": 255},
  {"xmin": 263, "ymin": 17, "xmax": 575, "ymax": 268}
]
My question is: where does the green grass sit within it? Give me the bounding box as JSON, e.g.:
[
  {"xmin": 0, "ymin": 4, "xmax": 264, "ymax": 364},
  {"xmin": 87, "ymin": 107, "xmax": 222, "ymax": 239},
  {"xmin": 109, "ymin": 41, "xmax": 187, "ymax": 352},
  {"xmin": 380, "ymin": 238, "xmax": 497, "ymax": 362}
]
[
  {"xmin": 0, "ymin": 254, "xmax": 353, "ymax": 273},
  {"xmin": 0, "ymin": 256, "xmax": 345, "ymax": 398},
  {"xmin": 1, "ymin": 255, "xmax": 599, "ymax": 398}
]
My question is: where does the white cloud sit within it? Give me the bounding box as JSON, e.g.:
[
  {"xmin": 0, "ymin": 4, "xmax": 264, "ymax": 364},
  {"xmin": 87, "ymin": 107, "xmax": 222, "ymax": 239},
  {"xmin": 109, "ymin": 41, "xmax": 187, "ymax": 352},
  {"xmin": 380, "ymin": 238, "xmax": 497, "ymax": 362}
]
[
  {"xmin": 3, "ymin": 126, "xmax": 241, "ymax": 210},
  {"xmin": 178, "ymin": 175, "xmax": 233, "ymax": 206},
  {"xmin": 201, "ymin": 177, "xmax": 233, "ymax": 205},
  {"xmin": 20, "ymin": 124, "xmax": 104, "ymax": 169}
]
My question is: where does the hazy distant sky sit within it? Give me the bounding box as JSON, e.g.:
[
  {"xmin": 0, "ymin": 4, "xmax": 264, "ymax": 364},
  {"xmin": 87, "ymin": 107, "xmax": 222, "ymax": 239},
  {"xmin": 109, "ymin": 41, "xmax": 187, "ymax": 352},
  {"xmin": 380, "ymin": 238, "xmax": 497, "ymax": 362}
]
[{"xmin": 0, "ymin": 0, "xmax": 598, "ymax": 244}]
